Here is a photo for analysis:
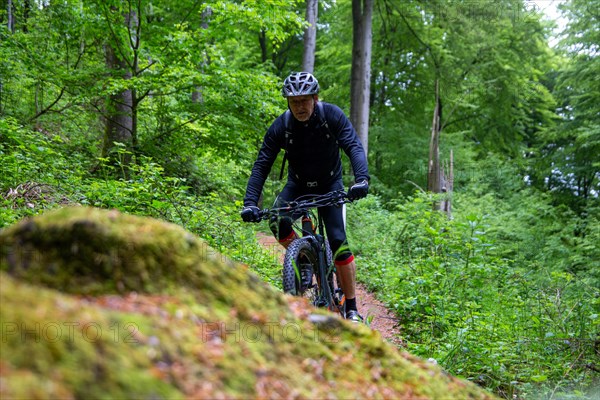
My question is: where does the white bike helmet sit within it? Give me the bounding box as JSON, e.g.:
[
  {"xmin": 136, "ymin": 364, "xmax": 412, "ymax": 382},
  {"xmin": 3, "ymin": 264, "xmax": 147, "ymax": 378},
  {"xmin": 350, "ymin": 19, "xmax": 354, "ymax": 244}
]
[{"xmin": 282, "ymin": 72, "xmax": 320, "ymax": 97}]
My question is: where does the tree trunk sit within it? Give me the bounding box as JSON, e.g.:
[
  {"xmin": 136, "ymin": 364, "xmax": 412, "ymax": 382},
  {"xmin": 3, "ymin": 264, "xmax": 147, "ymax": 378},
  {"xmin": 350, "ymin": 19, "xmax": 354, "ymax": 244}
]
[
  {"xmin": 301, "ymin": 0, "xmax": 318, "ymax": 73},
  {"xmin": 192, "ymin": 7, "xmax": 212, "ymax": 103},
  {"xmin": 101, "ymin": 6, "xmax": 141, "ymax": 175},
  {"xmin": 7, "ymin": 0, "xmax": 14, "ymax": 33},
  {"xmin": 428, "ymin": 78, "xmax": 441, "ymax": 193},
  {"xmin": 350, "ymin": 0, "xmax": 373, "ymax": 159},
  {"xmin": 428, "ymin": 78, "xmax": 453, "ymax": 217},
  {"xmin": 258, "ymin": 30, "xmax": 268, "ymax": 64},
  {"xmin": 440, "ymin": 150, "xmax": 454, "ymax": 218},
  {"xmin": 22, "ymin": 0, "xmax": 30, "ymax": 33},
  {"xmin": 102, "ymin": 42, "xmax": 133, "ymax": 173}
]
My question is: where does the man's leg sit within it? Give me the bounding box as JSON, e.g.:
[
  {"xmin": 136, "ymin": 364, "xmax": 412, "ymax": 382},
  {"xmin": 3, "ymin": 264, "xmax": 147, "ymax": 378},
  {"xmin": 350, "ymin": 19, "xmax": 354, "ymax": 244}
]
[
  {"xmin": 269, "ymin": 180, "xmax": 300, "ymax": 249},
  {"xmin": 334, "ymin": 254, "xmax": 362, "ymax": 321},
  {"xmin": 335, "ymin": 256, "xmax": 356, "ymax": 300},
  {"xmin": 320, "ymin": 200, "xmax": 362, "ymax": 321},
  {"xmin": 275, "ymin": 225, "xmax": 298, "ymax": 248}
]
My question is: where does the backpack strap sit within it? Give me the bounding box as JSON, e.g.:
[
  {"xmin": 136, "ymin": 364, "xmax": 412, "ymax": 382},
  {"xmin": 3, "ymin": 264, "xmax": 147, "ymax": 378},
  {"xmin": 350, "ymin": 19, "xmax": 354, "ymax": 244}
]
[
  {"xmin": 279, "ymin": 110, "xmax": 292, "ymax": 180},
  {"xmin": 316, "ymin": 102, "xmax": 337, "ymax": 143}
]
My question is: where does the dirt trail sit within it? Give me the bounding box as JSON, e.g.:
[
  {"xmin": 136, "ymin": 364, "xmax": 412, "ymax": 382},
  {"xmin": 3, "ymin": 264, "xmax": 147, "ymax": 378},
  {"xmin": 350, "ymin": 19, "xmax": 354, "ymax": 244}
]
[{"xmin": 256, "ymin": 232, "xmax": 403, "ymax": 347}]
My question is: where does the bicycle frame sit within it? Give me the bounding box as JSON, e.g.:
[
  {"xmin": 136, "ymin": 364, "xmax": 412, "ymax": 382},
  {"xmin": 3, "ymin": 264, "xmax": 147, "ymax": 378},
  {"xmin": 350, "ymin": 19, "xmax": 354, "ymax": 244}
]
[{"xmin": 258, "ymin": 190, "xmax": 350, "ymax": 314}]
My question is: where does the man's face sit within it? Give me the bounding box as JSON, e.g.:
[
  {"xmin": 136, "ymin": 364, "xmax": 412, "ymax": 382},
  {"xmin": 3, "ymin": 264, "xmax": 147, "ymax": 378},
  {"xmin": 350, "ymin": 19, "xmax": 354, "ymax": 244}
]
[{"xmin": 288, "ymin": 95, "xmax": 317, "ymax": 122}]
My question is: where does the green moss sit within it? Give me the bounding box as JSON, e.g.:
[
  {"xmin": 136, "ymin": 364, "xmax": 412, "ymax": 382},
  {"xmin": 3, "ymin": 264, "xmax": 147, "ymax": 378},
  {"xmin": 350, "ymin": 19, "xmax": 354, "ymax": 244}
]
[
  {"xmin": 1, "ymin": 207, "xmax": 199, "ymax": 294},
  {"xmin": 0, "ymin": 207, "xmax": 290, "ymax": 315},
  {"xmin": 0, "ymin": 273, "xmax": 183, "ymax": 400},
  {"xmin": 0, "ymin": 207, "xmax": 499, "ymax": 399}
]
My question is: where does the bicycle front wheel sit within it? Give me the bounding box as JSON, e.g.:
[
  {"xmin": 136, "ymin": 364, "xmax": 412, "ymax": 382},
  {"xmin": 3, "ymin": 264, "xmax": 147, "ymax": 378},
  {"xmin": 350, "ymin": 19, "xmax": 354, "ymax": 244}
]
[{"xmin": 282, "ymin": 238, "xmax": 320, "ymax": 299}]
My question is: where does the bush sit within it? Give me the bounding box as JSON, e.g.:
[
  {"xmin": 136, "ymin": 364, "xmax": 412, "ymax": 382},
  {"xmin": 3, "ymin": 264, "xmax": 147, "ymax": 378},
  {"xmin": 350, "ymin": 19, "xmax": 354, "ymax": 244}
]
[{"xmin": 348, "ymin": 191, "xmax": 599, "ymax": 399}]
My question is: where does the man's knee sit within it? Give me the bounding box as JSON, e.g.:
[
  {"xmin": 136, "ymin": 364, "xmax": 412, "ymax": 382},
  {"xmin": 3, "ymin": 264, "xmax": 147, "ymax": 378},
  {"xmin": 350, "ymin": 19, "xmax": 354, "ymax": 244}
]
[
  {"xmin": 270, "ymin": 216, "xmax": 294, "ymax": 244},
  {"xmin": 331, "ymin": 239, "xmax": 352, "ymax": 262}
]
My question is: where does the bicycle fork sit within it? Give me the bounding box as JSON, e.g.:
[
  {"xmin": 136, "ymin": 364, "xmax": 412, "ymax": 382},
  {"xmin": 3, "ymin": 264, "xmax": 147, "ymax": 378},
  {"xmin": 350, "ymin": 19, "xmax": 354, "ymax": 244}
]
[{"xmin": 301, "ymin": 210, "xmax": 344, "ymax": 314}]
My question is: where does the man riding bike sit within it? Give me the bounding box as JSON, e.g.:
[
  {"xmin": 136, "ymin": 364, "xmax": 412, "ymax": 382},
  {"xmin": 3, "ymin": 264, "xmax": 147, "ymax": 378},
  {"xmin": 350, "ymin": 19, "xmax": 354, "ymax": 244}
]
[{"xmin": 241, "ymin": 72, "xmax": 369, "ymax": 322}]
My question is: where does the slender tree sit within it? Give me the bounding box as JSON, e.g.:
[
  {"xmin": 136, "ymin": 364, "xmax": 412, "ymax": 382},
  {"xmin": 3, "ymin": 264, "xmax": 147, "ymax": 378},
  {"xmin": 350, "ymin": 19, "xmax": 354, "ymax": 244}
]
[
  {"xmin": 302, "ymin": 0, "xmax": 318, "ymax": 73},
  {"xmin": 427, "ymin": 79, "xmax": 442, "ymax": 193},
  {"xmin": 101, "ymin": 4, "xmax": 138, "ymax": 172},
  {"xmin": 192, "ymin": 6, "xmax": 212, "ymax": 104},
  {"xmin": 394, "ymin": 2, "xmax": 450, "ymax": 203},
  {"xmin": 349, "ymin": 0, "xmax": 373, "ymax": 158},
  {"xmin": 103, "ymin": 41, "xmax": 134, "ymax": 166},
  {"xmin": 7, "ymin": 0, "xmax": 14, "ymax": 33}
]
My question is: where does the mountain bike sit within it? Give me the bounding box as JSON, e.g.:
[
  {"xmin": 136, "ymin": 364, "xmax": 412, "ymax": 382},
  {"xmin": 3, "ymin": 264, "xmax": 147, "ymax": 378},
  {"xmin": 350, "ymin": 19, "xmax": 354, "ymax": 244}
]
[{"xmin": 258, "ymin": 189, "xmax": 351, "ymax": 317}]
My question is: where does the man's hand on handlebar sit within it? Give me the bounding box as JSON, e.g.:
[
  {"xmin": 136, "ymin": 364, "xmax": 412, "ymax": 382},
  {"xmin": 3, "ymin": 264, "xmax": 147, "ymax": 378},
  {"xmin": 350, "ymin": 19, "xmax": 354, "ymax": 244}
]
[
  {"xmin": 348, "ymin": 180, "xmax": 369, "ymax": 201},
  {"xmin": 242, "ymin": 190, "xmax": 355, "ymax": 222},
  {"xmin": 241, "ymin": 205, "xmax": 261, "ymax": 223}
]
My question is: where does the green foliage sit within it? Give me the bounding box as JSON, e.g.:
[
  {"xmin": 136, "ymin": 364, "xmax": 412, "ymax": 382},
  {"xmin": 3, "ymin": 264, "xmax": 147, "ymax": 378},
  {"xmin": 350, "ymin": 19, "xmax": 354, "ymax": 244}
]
[
  {"xmin": 204, "ymin": 0, "xmax": 304, "ymax": 48},
  {"xmin": 0, "ymin": 117, "xmax": 85, "ymax": 226},
  {"xmin": 359, "ymin": 0, "xmax": 559, "ymax": 199},
  {"xmin": 1, "ymin": 0, "xmax": 598, "ymax": 398},
  {"xmin": 530, "ymin": 0, "xmax": 600, "ymax": 214},
  {"xmin": 348, "ymin": 190, "xmax": 599, "ymax": 399},
  {"xmin": 0, "ymin": 117, "xmax": 278, "ymax": 287},
  {"xmin": 314, "ymin": 0, "xmax": 353, "ymax": 108}
]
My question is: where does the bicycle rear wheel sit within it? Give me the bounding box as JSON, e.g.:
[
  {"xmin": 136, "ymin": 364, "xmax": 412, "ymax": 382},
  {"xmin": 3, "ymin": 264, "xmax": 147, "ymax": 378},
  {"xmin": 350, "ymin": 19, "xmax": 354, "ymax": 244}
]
[
  {"xmin": 321, "ymin": 240, "xmax": 346, "ymax": 316},
  {"xmin": 327, "ymin": 267, "xmax": 345, "ymax": 317}
]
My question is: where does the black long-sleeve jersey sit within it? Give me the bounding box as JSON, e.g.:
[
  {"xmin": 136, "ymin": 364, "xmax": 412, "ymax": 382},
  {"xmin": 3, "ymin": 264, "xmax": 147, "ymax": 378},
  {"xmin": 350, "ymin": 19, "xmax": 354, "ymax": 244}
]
[{"xmin": 244, "ymin": 101, "xmax": 369, "ymax": 207}]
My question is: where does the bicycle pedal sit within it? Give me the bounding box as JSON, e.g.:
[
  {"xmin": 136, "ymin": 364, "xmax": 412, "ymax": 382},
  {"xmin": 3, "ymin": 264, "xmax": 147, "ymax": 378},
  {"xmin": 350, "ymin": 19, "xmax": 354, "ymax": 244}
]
[{"xmin": 333, "ymin": 289, "xmax": 345, "ymax": 304}]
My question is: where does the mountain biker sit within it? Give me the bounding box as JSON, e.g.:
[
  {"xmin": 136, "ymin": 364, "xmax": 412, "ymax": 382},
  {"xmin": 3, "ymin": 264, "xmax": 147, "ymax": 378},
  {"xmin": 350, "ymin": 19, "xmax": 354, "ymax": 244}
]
[{"xmin": 240, "ymin": 71, "xmax": 370, "ymax": 322}]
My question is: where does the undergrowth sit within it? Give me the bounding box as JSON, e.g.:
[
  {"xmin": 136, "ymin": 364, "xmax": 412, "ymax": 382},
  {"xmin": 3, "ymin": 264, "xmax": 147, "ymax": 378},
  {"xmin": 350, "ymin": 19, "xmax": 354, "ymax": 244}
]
[
  {"xmin": 2, "ymin": 118, "xmax": 598, "ymax": 399},
  {"xmin": 0, "ymin": 117, "xmax": 281, "ymax": 288},
  {"xmin": 347, "ymin": 193, "xmax": 599, "ymax": 399}
]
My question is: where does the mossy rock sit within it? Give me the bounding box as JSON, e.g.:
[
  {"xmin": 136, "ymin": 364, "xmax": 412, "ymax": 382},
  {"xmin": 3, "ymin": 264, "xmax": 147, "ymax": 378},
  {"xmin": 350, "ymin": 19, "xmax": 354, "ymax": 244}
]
[
  {"xmin": 0, "ymin": 206, "xmax": 275, "ymax": 299},
  {"xmin": 1, "ymin": 206, "xmax": 204, "ymax": 293},
  {"xmin": 0, "ymin": 207, "xmax": 499, "ymax": 399}
]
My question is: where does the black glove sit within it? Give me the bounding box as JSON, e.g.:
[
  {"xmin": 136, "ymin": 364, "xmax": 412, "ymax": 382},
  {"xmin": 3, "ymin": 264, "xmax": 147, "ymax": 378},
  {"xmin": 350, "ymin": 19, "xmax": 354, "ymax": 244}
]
[
  {"xmin": 348, "ymin": 180, "xmax": 369, "ymax": 201},
  {"xmin": 241, "ymin": 205, "xmax": 261, "ymax": 223}
]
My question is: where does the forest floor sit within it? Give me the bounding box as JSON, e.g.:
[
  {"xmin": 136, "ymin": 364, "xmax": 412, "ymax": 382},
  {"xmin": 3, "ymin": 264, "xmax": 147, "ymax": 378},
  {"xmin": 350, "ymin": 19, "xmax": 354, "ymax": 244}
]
[{"xmin": 256, "ymin": 232, "xmax": 404, "ymax": 348}]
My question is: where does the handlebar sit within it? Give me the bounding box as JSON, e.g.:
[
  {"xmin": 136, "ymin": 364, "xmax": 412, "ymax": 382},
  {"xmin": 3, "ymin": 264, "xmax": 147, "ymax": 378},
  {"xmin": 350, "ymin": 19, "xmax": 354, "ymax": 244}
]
[{"xmin": 258, "ymin": 189, "xmax": 351, "ymax": 220}]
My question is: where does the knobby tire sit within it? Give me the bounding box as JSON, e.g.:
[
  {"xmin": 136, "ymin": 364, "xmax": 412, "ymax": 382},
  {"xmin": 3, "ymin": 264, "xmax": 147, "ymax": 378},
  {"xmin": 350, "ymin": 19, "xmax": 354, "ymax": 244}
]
[{"xmin": 283, "ymin": 237, "xmax": 337, "ymax": 310}]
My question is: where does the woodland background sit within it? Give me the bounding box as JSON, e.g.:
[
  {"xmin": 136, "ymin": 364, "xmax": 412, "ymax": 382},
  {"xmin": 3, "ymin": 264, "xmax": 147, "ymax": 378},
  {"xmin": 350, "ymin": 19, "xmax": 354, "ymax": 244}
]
[{"xmin": 0, "ymin": 0, "xmax": 598, "ymax": 399}]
